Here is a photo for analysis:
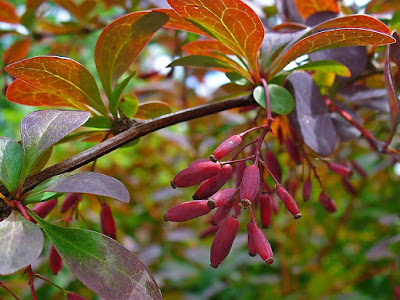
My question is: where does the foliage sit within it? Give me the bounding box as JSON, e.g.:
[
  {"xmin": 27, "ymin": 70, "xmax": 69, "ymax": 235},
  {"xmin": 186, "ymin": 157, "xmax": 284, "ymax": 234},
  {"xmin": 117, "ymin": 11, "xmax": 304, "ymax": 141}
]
[{"xmin": 0, "ymin": 0, "xmax": 400, "ymax": 299}]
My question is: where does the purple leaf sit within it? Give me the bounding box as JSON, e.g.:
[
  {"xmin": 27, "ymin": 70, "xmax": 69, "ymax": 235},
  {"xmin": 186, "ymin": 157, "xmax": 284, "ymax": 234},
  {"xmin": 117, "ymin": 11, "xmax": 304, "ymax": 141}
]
[
  {"xmin": 286, "ymin": 71, "xmax": 338, "ymax": 156},
  {"xmin": 331, "ymin": 108, "xmax": 361, "ymax": 141},
  {"xmin": 339, "ymin": 85, "xmax": 390, "ymax": 112},
  {"xmin": 0, "ymin": 211, "xmax": 44, "ymax": 275}
]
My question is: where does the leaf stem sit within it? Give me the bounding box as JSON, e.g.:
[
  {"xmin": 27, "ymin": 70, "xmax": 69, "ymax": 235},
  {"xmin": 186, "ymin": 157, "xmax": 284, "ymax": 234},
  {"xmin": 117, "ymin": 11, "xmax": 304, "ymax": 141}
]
[{"xmin": 0, "ymin": 281, "xmax": 21, "ymax": 300}]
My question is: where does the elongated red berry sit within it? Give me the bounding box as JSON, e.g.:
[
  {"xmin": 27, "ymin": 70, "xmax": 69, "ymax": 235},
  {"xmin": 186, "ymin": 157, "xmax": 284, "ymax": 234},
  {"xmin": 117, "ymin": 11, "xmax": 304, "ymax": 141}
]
[
  {"xmin": 193, "ymin": 164, "xmax": 233, "ymax": 200},
  {"xmin": 264, "ymin": 150, "xmax": 282, "ymax": 183},
  {"xmin": 49, "ymin": 245, "xmax": 62, "ymax": 275},
  {"xmin": 259, "ymin": 193, "xmax": 272, "ymax": 228},
  {"xmin": 210, "ymin": 216, "xmax": 239, "ymax": 268},
  {"xmin": 276, "ymin": 186, "xmax": 301, "ymax": 219},
  {"xmin": 240, "ymin": 164, "xmax": 260, "ymax": 203},
  {"xmin": 284, "ymin": 137, "xmax": 301, "ymax": 164},
  {"xmin": 248, "ymin": 221, "xmax": 274, "ymax": 264},
  {"xmin": 247, "ymin": 221, "xmax": 256, "ymax": 256},
  {"xmin": 319, "ymin": 192, "xmax": 337, "ymax": 212},
  {"xmin": 270, "ymin": 194, "xmax": 279, "ymax": 214},
  {"xmin": 210, "ymin": 197, "xmax": 235, "ymax": 226},
  {"xmin": 302, "ymin": 179, "xmax": 312, "ymax": 202},
  {"xmin": 235, "ymin": 161, "xmax": 247, "ymax": 188},
  {"xmin": 100, "ymin": 204, "xmax": 117, "ymax": 240},
  {"xmin": 200, "ymin": 224, "xmax": 220, "ymax": 239},
  {"xmin": 327, "ymin": 162, "xmax": 353, "ymax": 177},
  {"xmin": 165, "ymin": 200, "xmax": 212, "ymax": 222},
  {"xmin": 67, "ymin": 292, "xmax": 88, "ymax": 300},
  {"xmin": 341, "ymin": 177, "xmax": 357, "ymax": 195},
  {"xmin": 172, "ymin": 161, "xmax": 221, "ymax": 188},
  {"xmin": 60, "ymin": 193, "xmax": 82, "ymax": 213},
  {"xmin": 207, "ymin": 188, "xmax": 236, "ymax": 209},
  {"xmin": 33, "ymin": 199, "xmax": 58, "ymax": 218},
  {"xmin": 350, "ymin": 161, "xmax": 367, "ymax": 178},
  {"xmin": 211, "ymin": 135, "xmax": 242, "ymax": 160}
]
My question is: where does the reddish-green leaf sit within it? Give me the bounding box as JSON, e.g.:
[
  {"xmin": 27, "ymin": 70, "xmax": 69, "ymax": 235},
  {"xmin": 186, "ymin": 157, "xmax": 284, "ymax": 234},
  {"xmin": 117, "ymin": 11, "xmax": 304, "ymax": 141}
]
[
  {"xmin": 167, "ymin": 0, "xmax": 264, "ymax": 77},
  {"xmin": 95, "ymin": 11, "xmax": 168, "ymax": 97},
  {"xmin": 3, "ymin": 38, "xmax": 31, "ymax": 65},
  {"xmin": 366, "ymin": 0, "xmax": 400, "ymax": 14},
  {"xmin": 294, "ymin": 0, "xmax": 338, "ymax": 19},
  {"xmin": 135, "ymin": 101, "xmax": 171, "ymax": 119},
  {"xmin": 268, "ymin": 28, "xmax": 396, "ymax": 79},
  {"xmin": 0, "ymin": 211, "xmax": 44, "ymax": 275},
  {"xmin": 5, "ymin": 56, "xmax": 107, "ymax": 115},
  {"xmin": 32, "ymin": 215, "xmax": 161, "ymax": 300},
  {"xmin": 168, "ymin": 55, "xmax": 233, "ymax": 70},
  {"xmin": 0, "ymin": 137, "xmax": 23, "ymax": 195},
  {"xmin": 0, "ymin": 1, "xmax": 19, "ymax": 24}
]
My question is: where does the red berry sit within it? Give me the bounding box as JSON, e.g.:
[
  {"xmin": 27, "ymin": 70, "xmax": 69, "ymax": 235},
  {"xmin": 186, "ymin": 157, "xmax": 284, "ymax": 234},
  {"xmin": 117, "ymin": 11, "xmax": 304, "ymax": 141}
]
[
  {"xmin": 172, "ymin": 161, "xmax": 221, "ymax": 188},
  {"xmin": 259, "ymin": 193, "xmax": 272, "ymax": 228},
  {"xmin": 210, "ymin": 197, "xmax": 236, "ymax": 226},
  {"xmin": 49, "ymin": 245, "xmax": 62, "ymax": 275},
  {"xmin": 284, "ymin": 137, "xmax": 300, "ymax": 164},
  {"xmin": 208, "ymin": 188, "xmax": 236, "ymax": 208},
  {"xmin": 341, "ymin": 177, "xmax": 357, "ymax": 196},
  {"xmin": 264, "ymin": 150, "xmax": 282, "ymax": 183},
  {"xmin": 100, "ymin": 204, "xmax": 117, "ymax": 240},
  {"xmin": 67, "ymin": 292, "xmax": 88, "ymax": 300},
  {"xmin": 193, "ymin": 164, "xmax": 233, "ymax": 200},
  {"xmin": 212, "ymin": 135, "xmax": 242, "ymax": 160},
  {"xmin": 247, "ymin": 221, "xmax": 257, "ymax": 256},
  {"xmin": 60, "ymin": 193, "xmax": 82, "ymax": 213},
  {"xmin": 235, "ymin": 161, "xmax": 247, "ymax": 188},
  {"xmin": 276, "ymin": 186, "xmax": 301, "ymax": 219},
  {"xmin": 302, "ymin": 179, "xmax": 312, "ymax": 202},
  {"xmin": 247, "ymin": 221, "xmax": 274, "ymax": 264},
  {"xmin": 327, "ymin": 162, "xmax": 353, "ymax": 177},
  {"xmin": 210, "ymin": 216, "xmax": 239, "ymax": 268},
  {"xmin": 319, "ymin": 192, "xmax": 337, "ymax": 212},
  {"xmin": 240, "ymin": 164, "xmax": 260, "ymax": 203},
  {"xmin": 165, "ymin": 200, "xmax": 212, "ymax": 222},
  {"xmin": 32, "ymin": 199, "xmax": 58, "ymax": 219}
]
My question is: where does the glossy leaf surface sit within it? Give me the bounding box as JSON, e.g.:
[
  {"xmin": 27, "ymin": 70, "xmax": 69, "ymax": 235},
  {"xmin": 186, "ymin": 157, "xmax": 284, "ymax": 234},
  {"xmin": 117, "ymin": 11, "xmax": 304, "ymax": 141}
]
[
  {"xmin": 135, "ymin": 101, "xmax": 171, "ymax": 119},
  {"xmin": 290, "ymin": 60, "xmax": 351, "ymax": 77},
  {"xmin": 253, "ymin": 85, "xmax": 294, "ymax": 115},
  {"xmin": 32, "ymin": 215, "xmax": 161, "ymax": 300},
  {"xmin": 0, "ymin": 137, "xmax": 23, "ymax": 195},
  {"xmin": 167, "ymin": 0, "xmax": 264, "ymax": 74},
  {"xmin": 109, "ymin": 72, "xmax": 136, "ymax": 117},
  {"xmin": 0, "ymin": 211, "xmax": 44, "ymax": 275},
  {"xmin": 20, "ymin": 110, "xmax": 90, "ymax": 180},
  {"xmin": 294, "ymin": 0, "xmax": 337, "ymax": 19},
  {"xmin": 0, "ymin": 1, "xmax": 19, "ymax": 23},
  {"xmin": 95, "ymin": 11, "xmax": 168, "ymax": 97},
  {"xmin": 3, "ymin": 38, "xmax": 31, "ymax": 65},
  {"xmin": 5, "ymin": 56, "xmax": 107, "ymax": 114},
  {"xmin": 168, "ymin": 55, "xmax": 232, "ymax": 70}
]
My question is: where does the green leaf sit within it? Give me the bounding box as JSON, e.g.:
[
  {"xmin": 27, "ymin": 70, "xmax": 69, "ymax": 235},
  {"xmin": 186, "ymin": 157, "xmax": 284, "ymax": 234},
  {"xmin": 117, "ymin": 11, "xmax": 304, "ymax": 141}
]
[
  {"xmin": 135, "ymin": 101, "xmax": 171, "ymax": 119},
  {"xmin": 28, "ymin": 147, "xmax": 53, "ymax": 176},
  {"xmin": 0, "ymin": 137, "xmax": 23, "ymax": 195},
  {"xmin": 119, "ymin": 94, "xmax": 139, "ymax": 118},
  {"xmin": 167, "ymin": 55, "xmax": 232, "ymax": 69},
  {"xmin": 0, "ymin": 211, "xmax": 44, "ymax": 275},
  {"xmin": 83, "ymin": 116, "xmax": 112, "ymax": 129},
  {"xmin": 32, "ymin": 215, "xmax": 162, "ymax": 300},
  {"xmin": 253, "ymin": 85, "xmax": 295, "ymax": 115},
  {"xmin": 225, "ymin": 72, "xmax": 249, "ymax": 86},
  {"xmin": 110, "ymin": 72, "xmax": 136, "ymax": 118},
  {"xmin": 290, "ymin": 60, "xmax": 351, "ymax": 77}
]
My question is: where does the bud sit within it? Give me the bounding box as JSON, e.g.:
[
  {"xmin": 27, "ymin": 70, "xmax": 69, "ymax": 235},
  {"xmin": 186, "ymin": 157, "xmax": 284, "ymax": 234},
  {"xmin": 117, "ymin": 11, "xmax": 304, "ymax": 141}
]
[
  {"xmin": 165, "ymin": 200, "xmax": 212, "ymax": 222},
  {"xmin": 49, "ymin": 245, "xmax": 62, "ymax": 275},
  {"xmin": 264, "ymin": 150, "xmax": 282, "ymax": 183},
  {"xmin": 284, "ymin": 137, "xmax": 301, "ymax": 164},
  {"xmin": 276, "ymin": 186, "xmax": 301, "ymax": 219},
  {"xmin": 327, "ymin": 162, "xmax": 353, "ymax": 177},
  {"xmin": 171, "ymin": 161, "xmax": 221, "ymax": 188},
  {"xmin": 341, "ymin": 177, "xmax": 357, "ymax": 196},
  {"xmin": 247, "ymin": 221, "xmax": 274, "ymax": 264},
  {"xmin": 207, "ymin": 188, "xmax": 236, "ymax": 209},
  {"xmin": 193, "ymin": 164, "xmax": 233, "ymax": 200},
  {"xmin": 240, "ymin": 164, "xmax": 260, "ymax": 203},
  {"xmin": 100, "ymin": 204, "xmax": 117, "ymax": 240},
  {"xmin": 350, "ymin": 161, "xmax": 367, "ymax": 178},
  {"xmin": 247, "ymin": 221, "xmax": 257, "ymax": 256},
  {"xmin": 32, "ymin": 199, "xmax": 58, "ymax": 218},
  {"xmin": 235, "ymin": 161, "xmax": 247, "ymax": 188},
  {"xmin": 212, "ymin": 135, "xmax": 242, "ymax": 160},
  {"xmin": 319, "ymin": 192, "xmax": 337, "ymax": 212},
  {"xmin": 210, "ymin": 216, "xmax": 239, "ymax": 268},
  {"xmin": 210, "ymin": 198, "xmax": 235, "ymax": 226},
  {"xmin": 67, "ymin": 292, "xmax": 88, "ymax": 300},
  {"xmin": 302, "ymin": 179, "xmax": 312, "ymax": 202},
  {"xmin": 60, "ymin": 193, "xmax": 82, "ymax": 213},
  {"xmin": 259, "ymin": 193, "xmax": 272, "ymax": 228}
]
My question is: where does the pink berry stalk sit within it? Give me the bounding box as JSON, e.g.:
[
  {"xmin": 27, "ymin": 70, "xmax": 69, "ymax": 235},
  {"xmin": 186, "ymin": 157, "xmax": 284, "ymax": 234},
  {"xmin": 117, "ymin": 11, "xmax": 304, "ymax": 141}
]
[{"xmin": 67, "ymin": 292, "xmax": 88, "ymax": 300}]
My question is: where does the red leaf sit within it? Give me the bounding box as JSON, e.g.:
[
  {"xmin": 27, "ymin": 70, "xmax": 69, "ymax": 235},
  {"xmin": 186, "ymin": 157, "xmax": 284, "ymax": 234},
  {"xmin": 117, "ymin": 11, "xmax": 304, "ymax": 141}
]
[
  {"xmin": 95, "ymin": 11, "xmax": 168, "ymax": 97},
  {"xmin": 268, "ymin": 28, "xmax": 395, "ymax": 79},
  {"xmin": 167, "ymin": 0, "xmax": 264, "ymax": 79},
  {"xmin": 3, "ymin": 39, "xmax": 31, "ymax": 65},
  {"xmin": 5, "ymin": 56, "xmax": 107, "ymax": 114},
  {"xmin": 0, "ymin": 1, "xmax": 20, "ymax": 24},
  {"xmin": 294, "ymin": 0, "xmax": 338, "ymax": 19}
]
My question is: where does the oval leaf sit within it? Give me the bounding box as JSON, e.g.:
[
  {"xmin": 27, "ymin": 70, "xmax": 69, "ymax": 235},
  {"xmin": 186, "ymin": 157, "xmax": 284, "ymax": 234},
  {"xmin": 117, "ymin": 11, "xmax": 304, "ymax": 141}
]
[
  {"xmin": 3, "ymin": 38, "xmax": 31, "ymax": 65},
  {"xmin": 253, "ymin": 85, "xmax": 295, "ymax": 115},
  {"xmin": 5, "ymin": 56, "xmax": 107, "ymax": 115},
  {"xmin": 291, "ymin": 60, "xmax": 351, "ymax": 77},
  {"xmin": 0, "ymin": 137, "xmax": 23, "ymax": 195},
  {"xmin": 32, "ymin": 215, "xmax": 161, "ymax": 300},
  {"xmin": 20, "ymin": 110, "xmax": 90, "ymax": 181},
  {"xmin": 168, "ymin": 55, "xmax": 232, "ymax": 70},
  {"xmin": 135, "ymin": 101, "xmax": 171, "ymax": 119},
  {"xmin": 95, "ymin": 11, "xmax": 168, "ymax": 97},
  {"xmin": 294, "ymin": 0, "xmax": 337, "ymax": 19},
  {"xmin": 0, "ymin": 211, "xmax": 44, "ymax": 275},
  {"xmin": 0, "ymin": 1, "xmax": 20, "ymax": 24}
]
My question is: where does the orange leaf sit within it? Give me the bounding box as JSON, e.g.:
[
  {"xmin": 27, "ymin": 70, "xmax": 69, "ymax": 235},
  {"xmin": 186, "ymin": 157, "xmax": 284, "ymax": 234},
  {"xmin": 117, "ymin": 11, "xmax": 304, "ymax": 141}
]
[
  {"xmin": 5, "ymin": 56, "xmax": 107, "ymax": 114},
  {"xmin": 294, "ymin": 0, "xmax": 338, "ymax": 19},
  {"xmin": 268, "ymin": 28, "xmax": 396, "ymax": 79},
  {"xmin": 3, "ymin": 39, "xmax": 31, "ymax": 65},
  {"xmin": 0, "ymin": 1, "xmax": 20, "ymax": 24},
  {"xmin": 95, "ymin": 11, "xmax": 168, "ymax": 97},
  {"xmin": 366, "ymin": 0, "xmax": 400, "ymax": 14},
  {"xmin": 167, "ymin": 0, "xmax": 264, "ymax": 79}
]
